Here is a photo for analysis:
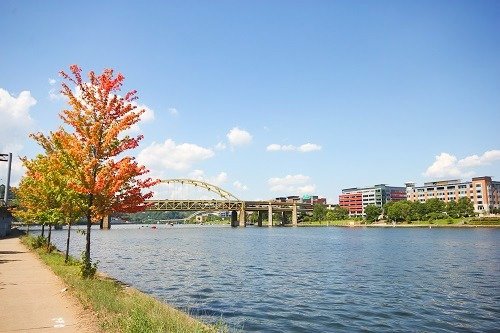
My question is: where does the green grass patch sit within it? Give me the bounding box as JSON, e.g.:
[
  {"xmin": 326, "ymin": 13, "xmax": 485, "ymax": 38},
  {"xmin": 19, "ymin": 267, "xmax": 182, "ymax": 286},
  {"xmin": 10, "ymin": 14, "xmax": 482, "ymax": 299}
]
[
  {"xmin": 298, "ymin": 220, "xmax": 357, "ymax": 227},
  {"xmin": 469, "ymin": 217, "xmax": 500, "ymax": 225},
  {"xmin": 21, "ymin": 235, "xmax": 227, "ymax": 333}
]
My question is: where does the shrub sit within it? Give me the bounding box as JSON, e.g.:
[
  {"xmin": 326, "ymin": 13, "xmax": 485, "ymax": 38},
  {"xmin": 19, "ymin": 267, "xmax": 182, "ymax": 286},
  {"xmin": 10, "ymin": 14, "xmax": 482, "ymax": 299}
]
[{"xmin": 80, "ymin": 251, "xmax": 99, "ymax": 279}]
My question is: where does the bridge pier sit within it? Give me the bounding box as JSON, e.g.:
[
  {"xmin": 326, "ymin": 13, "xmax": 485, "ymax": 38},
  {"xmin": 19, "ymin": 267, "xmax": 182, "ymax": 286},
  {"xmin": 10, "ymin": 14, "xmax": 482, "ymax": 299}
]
[
  {"xmin": 231, "ymin": 211, "xmax": 238, "ymax": 227},
  {"xmin": 101, "ymin": 215, "xmax": 111, "ymax": 229},
  {"xmin": 268, "ymin": 203, "xmax": 273, "ymax": 226},
  {"xmin": 238, "ymin": 208, "xmax": 246, "ymax": 227},
  {"xmin": 292, "ymin": 204, "xmax": 298, "ymax": 226}
]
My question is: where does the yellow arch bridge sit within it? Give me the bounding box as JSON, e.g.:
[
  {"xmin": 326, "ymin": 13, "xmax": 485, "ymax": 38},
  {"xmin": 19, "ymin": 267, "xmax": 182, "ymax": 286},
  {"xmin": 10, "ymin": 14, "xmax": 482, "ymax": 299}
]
[{"xmin": 103, "ymin": 179, "xmax": 314, "ymax": 228}]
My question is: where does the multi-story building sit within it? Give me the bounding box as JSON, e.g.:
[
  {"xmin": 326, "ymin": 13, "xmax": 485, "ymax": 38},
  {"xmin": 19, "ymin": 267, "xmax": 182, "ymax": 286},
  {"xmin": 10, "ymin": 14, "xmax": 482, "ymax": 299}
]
[
  {"xmin": 339, "ymin": 184, "xmax": 406, "ymax": 217},
  {"xmin": 406, "ymin": 176, "xmax": 500, "ymax": 214},
  {"xmin": 275, "ymin": 195, "xmax": 327, "ymax": 205}
]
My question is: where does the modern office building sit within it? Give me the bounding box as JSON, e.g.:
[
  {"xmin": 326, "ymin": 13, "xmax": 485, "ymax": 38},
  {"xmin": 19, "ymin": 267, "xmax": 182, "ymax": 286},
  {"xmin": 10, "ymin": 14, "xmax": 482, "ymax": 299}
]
[
  {"xmin": 406, "ymin": 176, "xmax": 500, "ymax": 214},
  {"xmin": 339, "ymin": 184, "xmax": 406, "ymax": 217}
]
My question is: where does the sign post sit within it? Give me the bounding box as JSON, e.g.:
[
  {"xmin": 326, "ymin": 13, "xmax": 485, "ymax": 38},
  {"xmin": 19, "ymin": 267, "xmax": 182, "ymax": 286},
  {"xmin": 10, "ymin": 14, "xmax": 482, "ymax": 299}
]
[{"xmin": 0, "ymin": 153, "xmax": 12, "ymax": 206}]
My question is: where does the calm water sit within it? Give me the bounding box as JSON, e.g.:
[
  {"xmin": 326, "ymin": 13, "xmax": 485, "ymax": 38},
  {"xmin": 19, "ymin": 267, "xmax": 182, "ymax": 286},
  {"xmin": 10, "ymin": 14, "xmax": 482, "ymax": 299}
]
[{"xmin": 39, "ymin": 225, "xmax": 499, "ymax": 332}]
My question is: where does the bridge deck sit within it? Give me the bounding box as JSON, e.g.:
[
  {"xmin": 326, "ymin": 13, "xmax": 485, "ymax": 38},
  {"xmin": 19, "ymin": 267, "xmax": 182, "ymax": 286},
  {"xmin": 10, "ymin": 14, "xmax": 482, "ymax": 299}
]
[{"xmin": 146, "ymin": 200, "xmax": 313, "ymax": 212}]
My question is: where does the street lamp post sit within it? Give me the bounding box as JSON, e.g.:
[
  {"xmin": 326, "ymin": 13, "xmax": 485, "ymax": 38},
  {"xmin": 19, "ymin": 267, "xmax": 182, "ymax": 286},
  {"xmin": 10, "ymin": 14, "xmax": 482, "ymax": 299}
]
[{"xmin": 0, "ymin": 153, "xmax": 12, "ymax": 206}]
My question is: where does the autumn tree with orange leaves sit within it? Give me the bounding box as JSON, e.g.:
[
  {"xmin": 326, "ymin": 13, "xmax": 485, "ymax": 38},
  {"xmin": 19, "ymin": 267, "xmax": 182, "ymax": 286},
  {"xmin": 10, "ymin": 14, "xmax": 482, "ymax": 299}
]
[{"xmin": 32, "ymin": 65, "xmax": 158, "ymax": 277}]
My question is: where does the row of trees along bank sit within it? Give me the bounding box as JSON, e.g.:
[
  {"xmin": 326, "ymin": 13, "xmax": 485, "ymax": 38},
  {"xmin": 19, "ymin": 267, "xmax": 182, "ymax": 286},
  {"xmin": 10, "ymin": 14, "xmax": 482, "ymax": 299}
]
[
  {"xmin": 364, "ymin": 197, "xmax": 475, "ymax": 222},
  {"xmin": 14, "ymin": 65, "xmax": 158, "ymax": 277}
]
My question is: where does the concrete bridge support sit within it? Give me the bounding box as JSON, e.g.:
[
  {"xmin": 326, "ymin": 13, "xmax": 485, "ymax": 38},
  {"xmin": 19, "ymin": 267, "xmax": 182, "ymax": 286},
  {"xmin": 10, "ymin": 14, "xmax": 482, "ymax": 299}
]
[
  {"xmin": 101, "ymin": 216, "xmax": 111, "ymax": 229},
  {"xmin": 292, "ymin": 204, "xmax": 298, "ymax": 226},
  {"xmin": 231, "ymin": 210, "xmax": 238, "ymax": 227},
  {"xmin": 239, "ymin": 208, "xmax": 246, "ymax": 227},
  {"xmin": 268, "ymin": 203, "xmax": 273, "ymax": 226}
]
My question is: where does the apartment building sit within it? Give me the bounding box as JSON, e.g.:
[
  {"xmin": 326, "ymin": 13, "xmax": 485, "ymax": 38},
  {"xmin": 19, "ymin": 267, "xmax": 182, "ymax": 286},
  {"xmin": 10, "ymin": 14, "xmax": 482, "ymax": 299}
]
[
  {"xmin": 406, "ymin": 176, "xmax": 500, "ymax": 213},
  {"xmin": 339, "ymin": 184, "xmax": 406, "ymax": 217}
]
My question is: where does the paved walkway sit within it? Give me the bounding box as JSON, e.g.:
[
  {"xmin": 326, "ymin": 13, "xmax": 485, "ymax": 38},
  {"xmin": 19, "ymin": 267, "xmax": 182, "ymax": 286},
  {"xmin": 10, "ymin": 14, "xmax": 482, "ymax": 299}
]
[{"xmin": 0, "ymin": 235, "xmax": 96, "ymax": 332}]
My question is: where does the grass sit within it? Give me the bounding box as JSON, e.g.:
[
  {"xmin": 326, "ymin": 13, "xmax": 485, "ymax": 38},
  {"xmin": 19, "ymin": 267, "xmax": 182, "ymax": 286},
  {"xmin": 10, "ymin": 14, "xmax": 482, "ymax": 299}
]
[
  {"xmin": 21, "ymin": 235, "xmax": 227, "ymax": 333},
  {"xmin": 296, "ymin": 217, "xmax": 500, "ymax": 227}
]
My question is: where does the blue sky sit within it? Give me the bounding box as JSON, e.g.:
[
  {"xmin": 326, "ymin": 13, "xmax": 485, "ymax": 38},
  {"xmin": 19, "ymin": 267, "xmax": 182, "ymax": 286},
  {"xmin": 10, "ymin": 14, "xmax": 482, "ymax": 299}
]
[{"xmin": 1, "ymin": 0, "xmax": 499, "ymax": 202}]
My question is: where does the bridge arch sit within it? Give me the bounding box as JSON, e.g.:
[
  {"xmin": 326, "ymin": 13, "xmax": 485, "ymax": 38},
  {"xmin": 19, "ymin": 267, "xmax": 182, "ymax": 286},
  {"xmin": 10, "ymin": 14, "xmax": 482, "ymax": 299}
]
[{"xmin": 160, "ymin": 179, "xmax": 241, "ymax": 201}]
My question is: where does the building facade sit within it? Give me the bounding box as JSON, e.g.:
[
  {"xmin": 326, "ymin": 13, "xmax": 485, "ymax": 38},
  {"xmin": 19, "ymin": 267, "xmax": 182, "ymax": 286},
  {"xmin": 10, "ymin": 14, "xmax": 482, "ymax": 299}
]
[
  {"xmin": 339, "ymin": 184, "xmax": 406, "ymax": 217},
  {"xmin": 405, "ymin": 176, "xmax": 500, "ymax": 214}
]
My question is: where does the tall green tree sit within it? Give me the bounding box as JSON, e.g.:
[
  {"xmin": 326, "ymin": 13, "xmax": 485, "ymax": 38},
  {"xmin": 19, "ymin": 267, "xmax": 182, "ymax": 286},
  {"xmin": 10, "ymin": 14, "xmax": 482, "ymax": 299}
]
[
  {"xmin": 457, "ymin": 197, "xmax": 474, "ymax": 217},
  {"xmin": 446, "ymin": 200, "xmax": 459, "ymax": 218},
  {"xmin": 312, "ymin": 203, "xmax": 327, "ymax": 221},
  {"xmin": 364, "ymin": 204, "xmax": 381, "ymax": 222}
]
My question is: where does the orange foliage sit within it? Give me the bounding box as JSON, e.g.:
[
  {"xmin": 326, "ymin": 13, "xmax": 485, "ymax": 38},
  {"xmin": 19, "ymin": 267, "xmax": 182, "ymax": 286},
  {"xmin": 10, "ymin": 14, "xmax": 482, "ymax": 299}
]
[{"xmin": 32, "ymin": 65, "xmax": 159, "ymax": 222}]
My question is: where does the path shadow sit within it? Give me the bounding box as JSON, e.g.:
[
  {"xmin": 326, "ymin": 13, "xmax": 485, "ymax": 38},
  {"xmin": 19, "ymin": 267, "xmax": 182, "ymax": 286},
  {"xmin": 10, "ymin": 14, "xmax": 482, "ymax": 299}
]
[
  {"xmin": 0, "ymin": 259, "xmax": 21, "ymax": 264},
  {"xmin": 0, "ymin": 250, "xmax": 26, "ymax": 254}
]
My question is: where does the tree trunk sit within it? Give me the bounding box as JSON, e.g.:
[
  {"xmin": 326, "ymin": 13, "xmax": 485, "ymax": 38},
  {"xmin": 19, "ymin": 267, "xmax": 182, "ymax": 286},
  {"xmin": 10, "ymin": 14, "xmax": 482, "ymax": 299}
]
[
  {"xmin": 41, "ymin": 223, "xmax": 45, "ymax": 237},
  {"xmin": 47, "ymin": 225, "xmax": 52, "ymax": 251},
  {"xmin": 85, "ymin": 194, "xmax": 94, "ymax": 268},
  {"xmin": 99, "ymin": 217, "xmax": 103, "ymax": 229},
  {"xmin": 27, "ymin": 224, "xmax": 30, "ymax": 235},
  {"xmin": 65, "ymin": 223, "xmax": 71, "ymax": 263}
]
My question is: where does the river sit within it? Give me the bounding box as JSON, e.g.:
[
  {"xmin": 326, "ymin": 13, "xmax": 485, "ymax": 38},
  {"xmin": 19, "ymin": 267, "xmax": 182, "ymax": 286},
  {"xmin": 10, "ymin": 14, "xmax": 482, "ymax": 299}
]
[{"xmin": 37, "ymin": 225, "xmax": 499, "ymax": 332}]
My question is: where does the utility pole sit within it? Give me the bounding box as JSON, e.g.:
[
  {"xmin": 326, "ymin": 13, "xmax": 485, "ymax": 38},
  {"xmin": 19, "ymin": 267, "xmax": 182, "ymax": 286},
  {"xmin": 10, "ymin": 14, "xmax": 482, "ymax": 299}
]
[{"xmin": 0, "ymin": 153, "xmax": 12, "ymax": 206}]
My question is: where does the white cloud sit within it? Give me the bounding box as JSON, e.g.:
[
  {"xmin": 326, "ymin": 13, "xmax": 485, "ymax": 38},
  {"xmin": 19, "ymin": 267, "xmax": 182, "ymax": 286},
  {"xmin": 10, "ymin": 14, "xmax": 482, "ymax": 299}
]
[
  {"xmin": 268, "ymin": 174, "xmax": 316, "ymax": 194},
  {"xmin": 188, "ymin": 169, "xmax": 228, "ymax": 185},
  {"xmin": 137, "ymin": 139, "xmax": 214, "ymax": 172},
  {"xmin": 457, "ymin": 150, "xmax": 500, "ymax": 168},
  {"xmin": 0, "ymin": 88, "xmax": 36, "ymax": 154},
  {"xmin": 298, "ymin": 143, "xmax": 322, "ymax": 152},
  {"xmin": 213, "ymin": 172, "xmax": 228, "ymax": 185},
  {"xmin": 48, "ymin": 88, "xmax": 64, "ymax": 101},
  {"xmin": 423, "ymin": 150, "xmax": 500, "ymax": 178},
  {"xmin": 266, "ymin": 144, "xmax": 282, "ymax": 151},
  {"xmin": 233, "ymin": 180, "xmax": 248, "ymax": 191},
  {"xmin": 266, "ymin": 143, "xmax": 322, "ymax": 153},
  {"xmin": 168, "ymin": 108, "xmax": 178, "ymax": 116},
  {"xmin": 214, "ymin": 142, "xmax": 227, "ymax": 151},
  {"xmin": 47, "ymin": 78, "xmax": 64, "ymax": 101},
  {"xmin": 0, "ymin": 157, "xmax": 26, "ymax": 188},
  {"xmin": 227, "ymin": 127, "xmax": 252, "ymax": 147}
]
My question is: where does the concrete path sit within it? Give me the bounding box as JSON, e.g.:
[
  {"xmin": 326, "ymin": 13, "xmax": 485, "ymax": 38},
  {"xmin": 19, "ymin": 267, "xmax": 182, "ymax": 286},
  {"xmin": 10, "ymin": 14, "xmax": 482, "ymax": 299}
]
[{"xmin": 0, "ymin": 236, "xmax": 97, "ymax": 332}]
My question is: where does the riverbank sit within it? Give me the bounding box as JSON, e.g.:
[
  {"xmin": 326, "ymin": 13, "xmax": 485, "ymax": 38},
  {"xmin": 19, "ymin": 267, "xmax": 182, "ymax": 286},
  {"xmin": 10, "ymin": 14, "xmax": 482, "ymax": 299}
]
[
  {"xmin": 6, "ymin": 233, "xmax": 223, "ymax": 333},
  {"xmin": 298, "ymin": 217, "xmax": 500, "ymax": 228}
]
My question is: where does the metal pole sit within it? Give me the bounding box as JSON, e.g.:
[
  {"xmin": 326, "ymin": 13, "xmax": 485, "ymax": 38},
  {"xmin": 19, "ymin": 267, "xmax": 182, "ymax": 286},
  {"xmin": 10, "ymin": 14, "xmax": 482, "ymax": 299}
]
[{"xmin": 5, "ymin": 153, "xmax": 12, "ymax": 204}]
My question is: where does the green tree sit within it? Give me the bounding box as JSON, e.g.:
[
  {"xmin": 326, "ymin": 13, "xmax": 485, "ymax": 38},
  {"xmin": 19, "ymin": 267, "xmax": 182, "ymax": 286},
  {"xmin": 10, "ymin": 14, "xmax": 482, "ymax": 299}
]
[
  {"xmin": 364, "ymin": 204, "xmax": 381, "ymax": 222},
  {"xmin": 410, "ymin": 201, "xmax": 428, "ymax": 221},
  {"xmin": 326, "ymin": 205, "xmax": 349, "ymax": 220},
  {"xmin": 425, "ymin": 198, "xmax": 446, "ymax": 214},
  {"xmin": 457, "ymin": 197, "xmax": 474, "ymax": 217},
  {"xmin": 312, "ymin": 203, "xmax": 327, "ymax": 221},
  {"xmin": 386, "ymin": 202, "xmax": 402, "ymax": 221},
  {"xmin": 383, "ymin": 201, "xmax": 394, "ymax": 218},
  {"xmin": 446, "ymin": 200, "xmax": 459, "ymax": 218}
]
